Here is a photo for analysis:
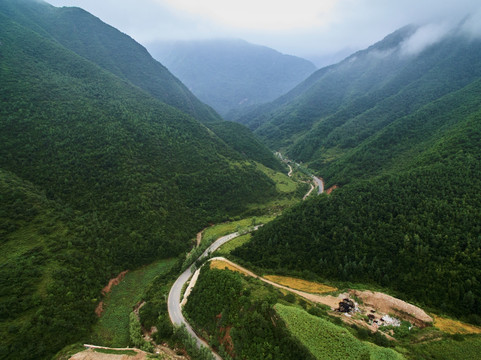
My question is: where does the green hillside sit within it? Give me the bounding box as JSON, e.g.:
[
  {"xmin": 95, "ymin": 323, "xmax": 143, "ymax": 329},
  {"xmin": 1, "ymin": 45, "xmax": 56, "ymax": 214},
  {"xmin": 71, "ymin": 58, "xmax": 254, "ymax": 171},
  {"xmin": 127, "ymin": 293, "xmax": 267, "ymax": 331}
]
[
  {"xmin": 228, "ymin": 22, "xmax": 481, "ymax": 331},
  {"xmin": 0, "ymin": 1, "xmax": 283, "ymax": 358},
  {"xmin": 233, "ymin": 75, "xmax": 481, "ymax": 321},
  {"xmin": 0, "ymin": 0, "xmax": 281, "ymax": 172},
  {"xmin": 205, "ymin": 121, "xmax": 285, "ymax": 172},
  {"xmin": 236, "ymin": 25, "xmax": 481, "ymax": 172},
  {"xmin": 183, "ymin": 266, "xmax": 315, "ymax": 360},
  {"xmin": 0, "ymin": 169, "xmax": 110, "ymax": 359},
  {"xmin": 0, "ymin": 0, "xmax": 221, "ymax": 124}
]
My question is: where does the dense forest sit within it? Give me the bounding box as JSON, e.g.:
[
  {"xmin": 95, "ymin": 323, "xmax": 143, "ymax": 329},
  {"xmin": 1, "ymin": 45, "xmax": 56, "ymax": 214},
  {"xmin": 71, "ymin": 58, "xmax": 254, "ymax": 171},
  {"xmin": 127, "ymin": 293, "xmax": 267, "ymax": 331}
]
[
  {"xmin": 0, "ymin": 0, "xmax": 281, "ymax": 171},
  {"xmin": 233, "ymin": 104, "xmax": 481, "ymax": 320},
  {"xmin": 183, "ymin": 266, "xmax": 316, "ymax": 359},
  {"xmin": 0, "ymin": 1, "xmax": 284, "ymax": 358},
  {"xmin": 3, "ymin": 0, "xmax": 481, "ymax": 359},
  {"xmin": 233, "ymin": 24, "xmax": 481, "ymax": 167},
  {"xmin": 229, "ymin": 21, "xmax": 481, "ymax": 324}
]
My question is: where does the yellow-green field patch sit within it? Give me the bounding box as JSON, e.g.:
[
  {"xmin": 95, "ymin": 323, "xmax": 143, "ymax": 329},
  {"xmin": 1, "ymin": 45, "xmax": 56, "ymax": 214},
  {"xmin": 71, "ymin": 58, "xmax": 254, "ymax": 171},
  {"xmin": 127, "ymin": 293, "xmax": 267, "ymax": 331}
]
[
  {"xmin": 201, "ymin": 216, "xmax": 274, "ymax": 245},
  {"xmin": 210, "ymin": 259, "xmax": 251, "ymax": 276},
  {"xmin": 264, "ymin": 275, "xmax": 337, "ymax": 294},
  {"xmin": 255, "ymin": 162, "xmax": 298, "ymax": 193},
  {"xmin": 433, "ymin": 315, "xmax": 481, "ymax": 334}
]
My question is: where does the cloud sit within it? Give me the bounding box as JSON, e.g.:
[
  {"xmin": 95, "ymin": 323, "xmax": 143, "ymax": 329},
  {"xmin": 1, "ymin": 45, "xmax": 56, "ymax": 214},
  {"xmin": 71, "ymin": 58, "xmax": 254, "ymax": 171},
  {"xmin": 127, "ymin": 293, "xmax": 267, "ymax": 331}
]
[
  {"xmin": 159, "ymin": 0, "xmax": 337, "ymax": 31},
  {"xmin": 400, "ymin": 23, "xmax": 452, "ymax": 56},
  {"xmin": 461, "ymin": 9, "xmax": 481, "ymax": 38},
  {"xmin": 45, "ymin": 0, "xmax": 481, "ymax": 65}
]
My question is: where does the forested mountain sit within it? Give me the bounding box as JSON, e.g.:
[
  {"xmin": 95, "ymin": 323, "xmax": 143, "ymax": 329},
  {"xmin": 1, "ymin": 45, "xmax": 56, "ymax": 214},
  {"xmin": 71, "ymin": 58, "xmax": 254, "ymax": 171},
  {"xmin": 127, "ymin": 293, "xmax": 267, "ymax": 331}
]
[
  {"xmin": 148, "ymin": 38, "xmax": 316, "ymax": 115},
  {"xmin": 1, "ymin": 0, "xmax": 219, "ymax": 124},
  {"xmin": 0, "ymin": 0, "xmax": 283, "ymax": 358},
  {"xmin": 232, "ymin": 22, "xmax": 481, "ymax": 323},
  {"xmin": 0, "ymin": 0, "xmax": 281, "ymax": 171},
  {"xmin": 235, "ymin": 25, "xmax": 481, "ymax": 172}
]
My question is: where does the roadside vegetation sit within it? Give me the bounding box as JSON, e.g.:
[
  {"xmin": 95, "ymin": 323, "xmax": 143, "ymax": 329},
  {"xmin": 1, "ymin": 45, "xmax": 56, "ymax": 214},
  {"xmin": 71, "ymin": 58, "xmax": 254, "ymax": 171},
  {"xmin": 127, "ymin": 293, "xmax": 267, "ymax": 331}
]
[
  {"xmin": 90, "ymin": 259, "xmax": 177, "ymax": 347},
  {"xmin": 214, "ymin": 234, "xmax": 251, "ymax": 255}
]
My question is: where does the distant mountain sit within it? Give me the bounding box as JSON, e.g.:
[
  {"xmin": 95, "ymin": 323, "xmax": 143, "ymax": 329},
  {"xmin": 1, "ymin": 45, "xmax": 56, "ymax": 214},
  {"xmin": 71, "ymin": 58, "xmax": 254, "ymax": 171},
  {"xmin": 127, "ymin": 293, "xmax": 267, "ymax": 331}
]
[
  {"xmin": 232, "ymin": 23, "xmax": 481, "ymax": 322},
  {"xmin": 148, "ymin": 38, "xmax": 316, "ymax": 115},
  {"xmin": 0, "ymin": 0, "xmax": 283, "ymax": 358}
]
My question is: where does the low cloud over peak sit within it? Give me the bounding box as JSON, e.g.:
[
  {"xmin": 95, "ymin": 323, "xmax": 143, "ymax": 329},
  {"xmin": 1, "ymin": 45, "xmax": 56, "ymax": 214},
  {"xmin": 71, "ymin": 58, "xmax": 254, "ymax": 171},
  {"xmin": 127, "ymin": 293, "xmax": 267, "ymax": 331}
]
[{"xmin": 400, "ymin": 23, "xmax": 452, "ymax": 56}]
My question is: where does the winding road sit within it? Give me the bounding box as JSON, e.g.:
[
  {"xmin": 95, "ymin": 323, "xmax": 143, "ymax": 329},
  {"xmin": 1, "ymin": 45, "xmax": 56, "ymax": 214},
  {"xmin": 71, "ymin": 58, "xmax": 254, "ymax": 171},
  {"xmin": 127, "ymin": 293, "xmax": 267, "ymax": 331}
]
[
  {"xmin": 168, "ymin": 227, "xmax": 261, "ymax": 359},
  {"xmin": 167, "ymin": 168, "xmax": 324, "ymax": 358},
  {"xmin": 303, "ymin": 176, "xmax": 324, "ymax": 200},
  {"xmin": 313, "ymin": 176, "xmax": 324, "ymax": 194}
]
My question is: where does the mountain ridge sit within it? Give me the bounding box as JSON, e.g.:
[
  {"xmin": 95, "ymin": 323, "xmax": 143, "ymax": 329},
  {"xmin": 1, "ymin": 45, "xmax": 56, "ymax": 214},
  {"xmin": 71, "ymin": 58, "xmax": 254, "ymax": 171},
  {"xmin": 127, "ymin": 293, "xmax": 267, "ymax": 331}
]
[
  {"xmin": 230, "ymin": 22, "xmax": 481, "ymax": 325},
  {"xmin": 0, "ymin": 1, "xmax": 286, "ymax": 358}
]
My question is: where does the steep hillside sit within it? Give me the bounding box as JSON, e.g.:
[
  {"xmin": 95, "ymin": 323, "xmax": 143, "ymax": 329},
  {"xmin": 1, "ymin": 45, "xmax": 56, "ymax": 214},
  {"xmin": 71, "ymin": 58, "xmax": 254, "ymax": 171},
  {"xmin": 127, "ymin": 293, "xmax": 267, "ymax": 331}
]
[
  {"xmin": 1, "ymin": 0, "xmax": 281, "ymax": 171},
  {"xmin": 148, "ymin": 38, "xmax": 316, "ymax": 115},
  {"xmin": 205, "ymin": 121, "xmax": 285, "ymax": 172},
  {"xmin": 1, "ymin": 0, "xmax": 220, "ymax": 124},
  {"xmin": 232, "ymin": 29, "xmax": 481, "ymax": 322},
  {"xmin": 0, "ymin": 169, "xmax": 111, "ymax": 360},
  {"xmin": 236, "ymin": 24, "xmax": 481, "ymax": 174},
  {"xmin": 0, "ymin": 1, "xmax": 281, "ymax": 358}
]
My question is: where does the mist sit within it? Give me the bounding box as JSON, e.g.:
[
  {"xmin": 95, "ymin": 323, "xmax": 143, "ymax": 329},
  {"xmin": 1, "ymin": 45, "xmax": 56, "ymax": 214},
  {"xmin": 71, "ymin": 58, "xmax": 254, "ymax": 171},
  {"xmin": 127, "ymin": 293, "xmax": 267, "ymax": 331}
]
[{"xmin": 45, "ymin": 0, "xmax": 481, "ymax": 67}]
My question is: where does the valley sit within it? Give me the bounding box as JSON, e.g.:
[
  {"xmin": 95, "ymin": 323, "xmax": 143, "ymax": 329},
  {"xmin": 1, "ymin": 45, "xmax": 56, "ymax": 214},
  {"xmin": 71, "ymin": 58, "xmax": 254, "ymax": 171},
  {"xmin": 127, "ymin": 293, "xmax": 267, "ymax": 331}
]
[{"xmin": 1, "ymin": 1, "xmax": 481, "ymax": 359}]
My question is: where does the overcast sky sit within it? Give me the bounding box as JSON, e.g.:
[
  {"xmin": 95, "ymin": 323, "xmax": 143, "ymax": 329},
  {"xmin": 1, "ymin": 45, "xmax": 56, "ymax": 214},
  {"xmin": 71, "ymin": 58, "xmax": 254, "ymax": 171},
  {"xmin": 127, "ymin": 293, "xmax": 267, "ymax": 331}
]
[{"xmin": 45, "ymin": 0, "xmax": 481, "ymax": 66}]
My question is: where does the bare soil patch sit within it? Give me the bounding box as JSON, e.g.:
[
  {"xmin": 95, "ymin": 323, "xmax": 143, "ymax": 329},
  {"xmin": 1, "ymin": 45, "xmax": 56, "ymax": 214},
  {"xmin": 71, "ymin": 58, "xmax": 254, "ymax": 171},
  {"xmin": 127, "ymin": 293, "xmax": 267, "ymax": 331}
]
[
  {"xmin": 102, "ymin": 271, "xmax": 129, "ymax": 296},
  {"xmin": 326, "ymin": 185, "xmax": 338, "ymax": 194},
  {"xmin": 70, "ymin": 346, "xmax": 186, "ymax": 360},
  {"xmin": 95, "ymin": 270, "xmax": 129, "ymax": 317},
  {"xmin": 352, "ymin": 290, "xmax": 433, "ymax": 328}
]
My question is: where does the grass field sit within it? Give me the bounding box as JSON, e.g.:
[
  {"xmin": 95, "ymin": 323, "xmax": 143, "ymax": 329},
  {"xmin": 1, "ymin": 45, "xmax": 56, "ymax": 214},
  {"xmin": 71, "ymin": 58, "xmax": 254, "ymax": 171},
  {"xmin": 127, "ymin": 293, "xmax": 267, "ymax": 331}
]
[
  {"xmin": 93, "ymin": 348, "xmax": 138, "ymax": 355},
  {"xmin": 264, "ymin": 275, "xmax": 337, "ymax": 294},
  {"xmin": 256, "ymin": 162, "xmax": 298, "ymax": 193},
  {"xmin": 433, "ymin": 315, "xmax": 481, "ymax": 334},
  {"xmin": 215, "ymin": 233, "xmax": 251, "ymax": 255},
  {"xmin": 201, "ymin": 216, "xmax": 274, "ymax": 245},
  {"xmin": 90, "ymin": 258, "xmax": 176, "ymax": 347},
  {"xmin": 275, "ymin": 303, "xmax": 404, "ymax": 360}
]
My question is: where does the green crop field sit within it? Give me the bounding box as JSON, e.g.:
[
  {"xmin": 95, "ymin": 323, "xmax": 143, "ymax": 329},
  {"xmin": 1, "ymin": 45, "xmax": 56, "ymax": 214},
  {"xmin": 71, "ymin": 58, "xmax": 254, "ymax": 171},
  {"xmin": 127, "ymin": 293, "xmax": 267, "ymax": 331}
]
[
  {"xmin": 90, "ymin": 258, "xmax": 176, "ymax": 347},
  {"xmin": 215, "ymin": 234, "xmax": 252, "ymax": 255},
  {"xmin": 201, "ymin": 216, "xmax": 274, "ymax": 244},
  {"xmin": 274, "ymin": 303, "xmax": 404, "ymax": 360},
  {"xmin": 256, "ymin": 162, "xmax": 298, "ymax": 193},
  {"xmin": 409, "ymin": 336, "xmax": 481, "ymax": 359}
]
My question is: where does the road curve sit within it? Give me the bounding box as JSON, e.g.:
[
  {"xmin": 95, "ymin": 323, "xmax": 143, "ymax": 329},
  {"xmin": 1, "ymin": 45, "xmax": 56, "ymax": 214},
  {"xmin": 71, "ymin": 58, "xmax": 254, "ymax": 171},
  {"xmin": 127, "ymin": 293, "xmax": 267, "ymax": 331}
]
[
  {"xmin": 313, "ymin": 176, "xmax": 324, "ymax": 194},
  {"xmin": 168, "ymin": 226, "xmax": 261, "ymax": 359}
]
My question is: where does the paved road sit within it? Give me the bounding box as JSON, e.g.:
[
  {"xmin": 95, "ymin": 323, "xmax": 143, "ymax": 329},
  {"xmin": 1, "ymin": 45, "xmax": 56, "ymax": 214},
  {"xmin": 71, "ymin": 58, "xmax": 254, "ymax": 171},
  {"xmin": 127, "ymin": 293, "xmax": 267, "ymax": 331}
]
[
  {"xmin": 168, "ymin": 226, "xmax": 261, "ymax": 359},
  {"xmin": 313, "ymin": 176, "xmax": 324, "ymax": 194},
  {"xmin": 287, "ymin": 164, "xmax": 293, "ymax": 177}
]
